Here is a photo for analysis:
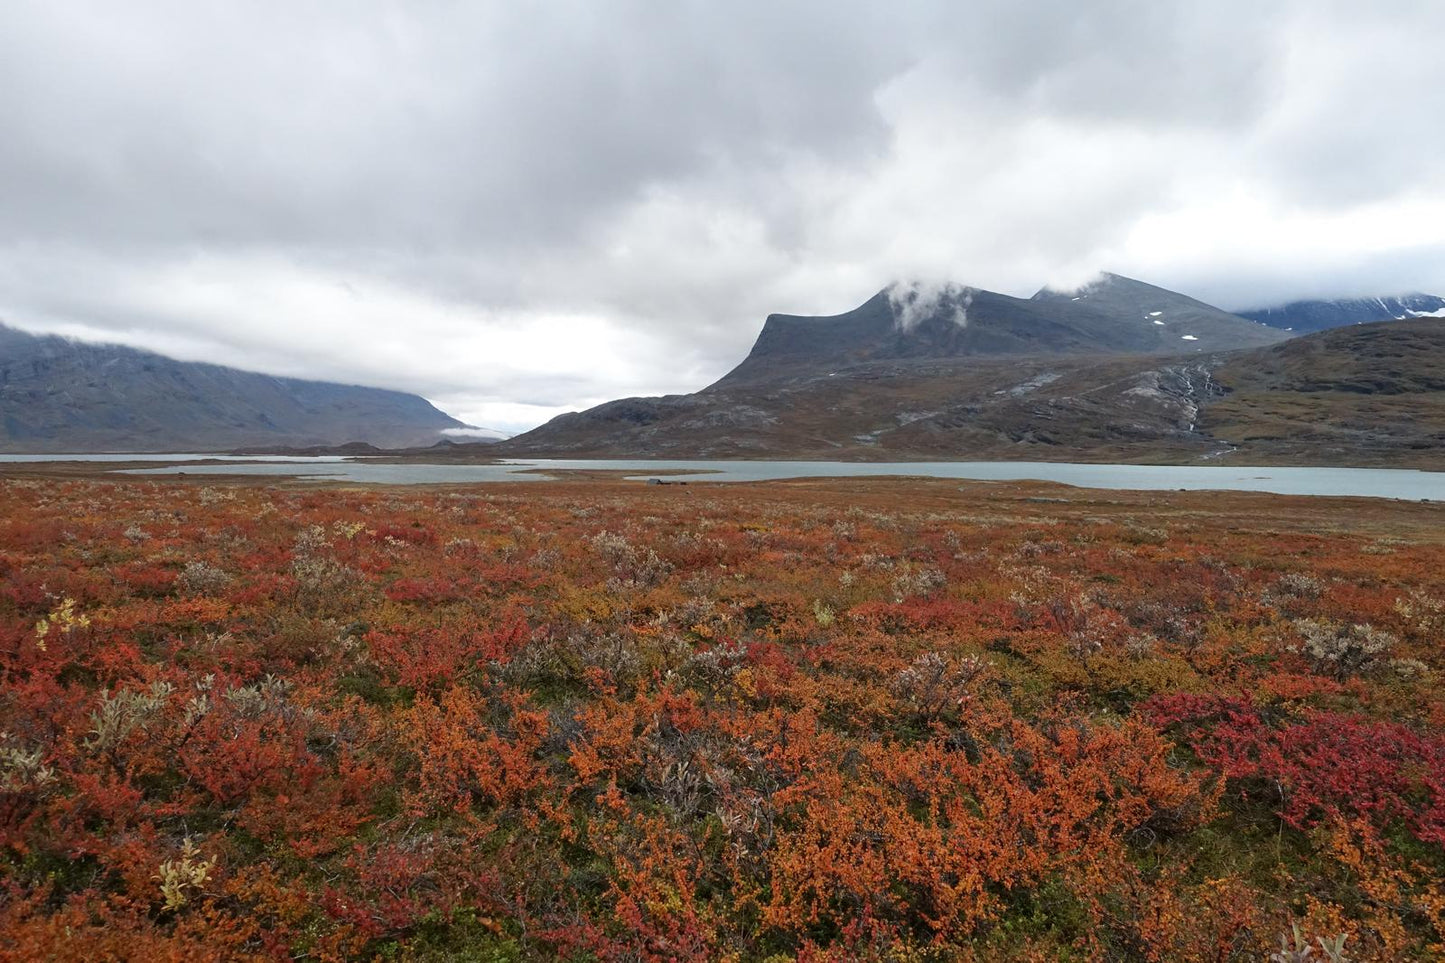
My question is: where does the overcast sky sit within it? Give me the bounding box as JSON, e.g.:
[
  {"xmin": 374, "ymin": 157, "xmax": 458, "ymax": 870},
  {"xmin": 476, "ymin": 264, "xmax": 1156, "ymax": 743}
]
[{"xmin": 2, "ymin": 1, "xmax": 1443, "ymax": 432}]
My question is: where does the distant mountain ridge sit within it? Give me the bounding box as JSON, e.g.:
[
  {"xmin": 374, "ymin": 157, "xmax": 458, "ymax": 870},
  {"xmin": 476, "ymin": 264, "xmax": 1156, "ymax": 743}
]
[
  {"xmin": 0, "ymin": 323, "xmax": 465, "ymax": 452},
  {"xmin": 1238, "ymin": 294, "xmax": 1445, "ymax": 333},
  {"xmin": 497, "ymin": 273, "xmax": 1444, "ymax": 467},
  {"xmin": 715, "ymin": 272, "xmax": 1284, "ymax": 386}
]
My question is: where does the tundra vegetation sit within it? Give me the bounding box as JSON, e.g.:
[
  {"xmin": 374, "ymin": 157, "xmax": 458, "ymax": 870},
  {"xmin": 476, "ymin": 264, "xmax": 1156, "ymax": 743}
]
[{"xmin": 0, "ymin": 476, "xmax": 1442, "ymax": 961}]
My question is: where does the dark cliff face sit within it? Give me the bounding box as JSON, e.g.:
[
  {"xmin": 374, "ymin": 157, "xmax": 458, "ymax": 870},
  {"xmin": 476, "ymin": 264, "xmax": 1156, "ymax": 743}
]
[
  {"xmin": 0, "ymin": 323, "xmax": 464, "ymax": 452},
  {"xmin": 1236, "ymin": 294, "xmax": 1445, "ymax": 333}
]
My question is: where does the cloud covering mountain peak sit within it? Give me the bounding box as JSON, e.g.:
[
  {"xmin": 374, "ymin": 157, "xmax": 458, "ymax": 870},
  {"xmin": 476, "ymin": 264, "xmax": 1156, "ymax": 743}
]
[{"xmin": 0, "ymin": 1, "xmax": 1442, "ymax": 432}]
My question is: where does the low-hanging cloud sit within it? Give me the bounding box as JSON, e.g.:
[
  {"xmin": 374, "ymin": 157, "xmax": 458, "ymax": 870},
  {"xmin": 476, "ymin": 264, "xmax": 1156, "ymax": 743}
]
[
  {"xmin": 0, "ymin": 1, "xmax": 1442, "ymax": 432},
  {"xmin": 888, "ymin": 280, "xmax": 974, "ymax": 331}
]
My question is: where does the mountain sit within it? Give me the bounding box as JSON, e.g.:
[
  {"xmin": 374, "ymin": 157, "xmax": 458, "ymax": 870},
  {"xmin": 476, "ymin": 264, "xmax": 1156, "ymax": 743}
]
[
  {"xmin": 715, "ymin": 272, "xmax": 1284, "ymax": 386},
  {"xmin": 0, "ymin": 323, "xmax": 465, "ymax": 452},
  {"xmin": 1237, "ymin": 294, "xmax": 1445, "ymax": 333},
  {"xmin": 1201, "ymin": 318, "xmax": 1445, "ymax": 464},
  {"xmin": 495, "ymin": 353, "xmax": 1229, "ymax": 462},
  {"xmin": 497, "ymin": 278, "xmax": 1445, "ymax": 468}
]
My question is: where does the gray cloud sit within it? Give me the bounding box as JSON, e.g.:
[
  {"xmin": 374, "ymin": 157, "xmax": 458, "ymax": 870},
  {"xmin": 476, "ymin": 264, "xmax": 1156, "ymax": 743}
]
[{"xmin": 0, "ymin": 1, "xmax": 1442, "ymax": 431}]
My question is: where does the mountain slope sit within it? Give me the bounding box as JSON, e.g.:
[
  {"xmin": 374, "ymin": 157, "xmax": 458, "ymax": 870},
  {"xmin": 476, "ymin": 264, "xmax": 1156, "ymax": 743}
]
[
  {"xmin": 498, "ymin": 354, "xmax": 1229, "ymax": 462},
  {"xmin": 499, "ymin": 286, "xmax": 1444, "ymax": 468},
  {"xmin": 715, "ymin": 272, "xmax": 1284, "ymax": 386},
  {"xmin": 1201, "ymin": 318, "xmax": 1445, "ymax": 463},
  {"xmin": 1027, "ymin": 272, "xmax": 1290, "ymax": 350},
  {"xmin": 0, "ymin": 323, "xmax": 465, "ymax": 452},
  {"xmin": 1237, "ymin": 294, "xmax": 1445, "ymax": 333}
]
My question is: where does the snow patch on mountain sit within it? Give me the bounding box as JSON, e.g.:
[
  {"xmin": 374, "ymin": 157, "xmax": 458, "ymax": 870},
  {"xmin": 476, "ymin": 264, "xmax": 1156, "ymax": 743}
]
[{"xmin": 1239, "ymin": 293, "xmax": 1445, "ymax": 333}]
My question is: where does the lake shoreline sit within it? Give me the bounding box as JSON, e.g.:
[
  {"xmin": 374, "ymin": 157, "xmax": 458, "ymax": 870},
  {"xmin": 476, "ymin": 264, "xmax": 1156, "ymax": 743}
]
[{"xmin": 0, "ymin": 454, "xmax": 1436, "ymax": 500}]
